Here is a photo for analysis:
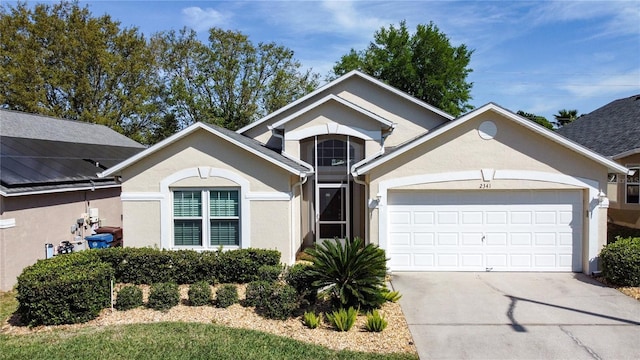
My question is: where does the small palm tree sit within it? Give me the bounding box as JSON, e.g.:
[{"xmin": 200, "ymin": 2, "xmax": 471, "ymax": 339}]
[
  {"xmin": 554, "ymin": 109, "xmax": 579, "ymax": 127},
  {"xmin": 304, "ymin": 237, "xmax": 387, "ymax": 309}
]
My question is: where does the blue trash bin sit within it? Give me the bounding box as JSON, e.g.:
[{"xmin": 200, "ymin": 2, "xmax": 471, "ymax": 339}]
[{"xmin": 85, "ymin": 233, "xmax": 114, "ymax": 249}]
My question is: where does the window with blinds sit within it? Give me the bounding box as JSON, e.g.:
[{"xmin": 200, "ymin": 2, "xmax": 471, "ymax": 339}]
[
  {"xmin": 210, "ymin": 190, "xmax": 239, "ymax": 246},
  {"xmin": 173, "ymin": 189, "xmax": 240, "ymax": 247}
]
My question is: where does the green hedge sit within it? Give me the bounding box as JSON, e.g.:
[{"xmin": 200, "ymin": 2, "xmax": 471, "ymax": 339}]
[
  {"xmin": 95, "ymin": 247, "xmax": 280, "ymax": 284},
  {"xmin": 16, "ymin": 251, "xmax": 113, "ymax": 326},
  {"xmin": 600, "ymin": 237, "xmax": 640, "ymax": 286},
  {"xmin": 16, "ymin": 247, "xmax": 281, "ymax": 326}
]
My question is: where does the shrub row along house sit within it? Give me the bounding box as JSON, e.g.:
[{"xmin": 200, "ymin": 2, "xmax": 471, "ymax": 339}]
[
  {"xmin": 0, "ymin": 110, "xmax": 145, "ymax": 290},
  {"xmin": 99, "ymin": 71, "xmax": 629, "ymax": 275}
]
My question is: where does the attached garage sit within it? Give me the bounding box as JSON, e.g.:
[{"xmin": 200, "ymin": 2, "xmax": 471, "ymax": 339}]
[{"xmin": 386, "ymin": 190, "xmax": 583, "ymax": 272}]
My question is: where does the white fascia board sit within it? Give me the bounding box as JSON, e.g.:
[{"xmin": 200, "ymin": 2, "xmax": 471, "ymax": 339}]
[
  {"xmin": 268, "ymin": 94, "xmax": 394, "ymax": 130},
  {"xmin": 355, "ymin": 103, "xmax": 629, "ymax": 175},
  {"xmin": 237, "ymin": 70, "xmax": 453, "ymax": 134},
  {"xmin": 0, "ymin": 183, "xmax": 121, "ymax": 197},
  {"xmin": 612, "ymin": 148, "xmax": 640, "ymax": 161}
]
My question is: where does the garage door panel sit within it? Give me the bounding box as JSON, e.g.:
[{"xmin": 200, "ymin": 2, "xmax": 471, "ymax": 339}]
[
  {"xmin": 438, "ymin": 233, "xmax": 458, "ymax": 245},
  {"xmin": 511, "ymin": 211, "xmax": 532, "ymax": 224},
  {"xmin": 461, "ymin": 254, "xmax": 483, "ymax": 267},
  {"xmin": 387, "ymin": 190, "xmax": 582, "ymax": 272},
  {"xmin": 486, "ymin": 211, "xmax": 508, "ymax": 224},
  {"xmin": 535, "ymin": 233, "xmax": 557, "ymax": 246},
  {"xmin": 390, "ymin": 212, "xmax": 411, "ymax": 225},
  {"xmin": 414, "ymin": 233, "xmax": 435, "ymax": 246},
  {"xmin": 437, "ymin": 212, "xmax": 458, "ymax": 224},
  {"xmin": 510, "ymin": 233, "xmax": 532, "ymax": 246},
  {"xmin": 486, "ymin": 233, "xmax": 507, "ymax": 246},
  {"xmin": 389, "ymin": 232, "xmax": 411, "ymax": 246},
  {"xmin": 462, "ymin": 211, "xmax": 483, "ymax": 224},
  {"xmin": 414, "ymin": 212, "xmax": 435, "ymax": 224}
]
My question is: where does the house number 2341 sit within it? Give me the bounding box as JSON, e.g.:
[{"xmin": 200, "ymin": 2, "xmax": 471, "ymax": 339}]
[{"xmin": 479, "ymin": 183, "xmax": 491, "ymax": 189}]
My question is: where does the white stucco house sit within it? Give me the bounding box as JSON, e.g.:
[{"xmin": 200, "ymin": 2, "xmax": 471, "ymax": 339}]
[{"xmin": 101, "ymin": 71, "xmax": 629, "ymax": 274}]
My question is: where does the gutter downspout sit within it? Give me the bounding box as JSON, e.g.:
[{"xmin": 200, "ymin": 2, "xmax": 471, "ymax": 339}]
[{"xmin": 290, "ymin": 174, "xmax": 309, "ymax": 264}]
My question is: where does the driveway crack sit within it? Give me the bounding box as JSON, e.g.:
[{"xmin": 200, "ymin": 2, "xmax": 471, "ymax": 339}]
[{"xmin": 560, "ymin": 326, "xmax": 602, "ymax": 360}]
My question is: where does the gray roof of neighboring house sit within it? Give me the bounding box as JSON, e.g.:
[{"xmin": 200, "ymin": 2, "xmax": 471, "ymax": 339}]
[
  {"xmin": 0, "ymin": 109, "xmax": 144, "ymax": 147},
  {"xmin": 1, "ymin": 109, "xmax": 145, "ymax": 195},
  {"xmin": 555, "ymin": 94, "xmax": 640, "ymax": 157}
]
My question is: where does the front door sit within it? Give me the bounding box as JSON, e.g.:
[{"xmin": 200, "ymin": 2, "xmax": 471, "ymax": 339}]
[{"xmin": 316, "ymin": 184, "xmax": 349, "ymax": 242}]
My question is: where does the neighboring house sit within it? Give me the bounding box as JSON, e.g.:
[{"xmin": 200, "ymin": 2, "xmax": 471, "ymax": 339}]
[
  {"xmin": 556, "ymin": 94, "xmax": 640, "ymax": 230},
  {"xmin": 101, "ymin": 71, "xmax": 628, "ymax": 275},
  {"xmin": 0, "ymin": 110, "xmax": 145, "ymax": 290}
]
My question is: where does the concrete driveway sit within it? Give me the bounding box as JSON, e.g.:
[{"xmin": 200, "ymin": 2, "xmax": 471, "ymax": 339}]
[{"xmin": 391, "ymin": 272, "xmax": 640, "ymax": 360}]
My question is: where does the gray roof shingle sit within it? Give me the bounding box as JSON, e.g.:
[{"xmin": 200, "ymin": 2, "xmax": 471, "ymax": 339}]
[
  {"xmin": 556, "ymin": 94, "xmax": 640, "ymax": 157},
  {"xmin": 1, "ymin": 109, "xmax": 145, "ymax": 195}
]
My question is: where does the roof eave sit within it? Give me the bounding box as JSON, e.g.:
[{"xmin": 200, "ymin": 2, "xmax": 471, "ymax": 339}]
[
  {"xmin": 355, "ymin": 103, "xmax": 630, "ymax": 176},
  {"xmin": 237, "ymin": 70, "xmax": 453, "ymax": 134},
  {"xmin": 100, "ymin": 122, "xmax": 308, "ymax": 178}
]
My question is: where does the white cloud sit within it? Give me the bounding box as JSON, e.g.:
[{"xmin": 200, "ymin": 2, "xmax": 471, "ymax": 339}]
[
  {"xmin": 182, "ymin": 7, "xmax": 230, "ymax": 32},
  {"xmin": 530, "ymin": 1, "xmax": 640, "ymax": 37},
  {"xmin": 561, "ymin": 71, "xmax": 640, "ymax": 98}
]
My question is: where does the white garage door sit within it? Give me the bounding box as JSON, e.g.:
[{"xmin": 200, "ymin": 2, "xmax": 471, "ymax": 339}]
[{"xmin": 387, "ymin": 190, "xmax": 583, "ymax": 272}]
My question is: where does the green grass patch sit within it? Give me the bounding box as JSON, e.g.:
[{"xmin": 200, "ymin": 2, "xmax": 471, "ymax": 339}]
[
  {"xmin": 0, "ymin": 322, "xmax": 416, "ymax": 360},
  {"xmin": 0, "ymin": 290, "xmax": 18, "ymax": 322}
]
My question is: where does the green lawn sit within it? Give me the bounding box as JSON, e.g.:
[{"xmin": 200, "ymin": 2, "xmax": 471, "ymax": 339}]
[
  {"xmin": 0, "ymin": 290, "xmax": 18, "ymax": 322},
  {"xmin": 0, "ymin": 292, "xmax": 416, "ymax": 360}
]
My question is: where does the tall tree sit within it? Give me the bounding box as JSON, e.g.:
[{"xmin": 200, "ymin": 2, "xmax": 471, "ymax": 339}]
[
  {"xmin": 0, "ymin": 1, "xmax": 162, "ymax": 143},
  {"xmin": 517, "ymin": 110, "xmax": 554, "ymax": 130},
  {"xmin": 332, "ymin": 21, "xmax": 474, "ymax": 116},
  {"xmin": 554, "ymin": 109, "xmax": 580, "ymax": 127},
  {"xmin": 152, "ymin": 27, "xmax": 319, "ymax": 131}
]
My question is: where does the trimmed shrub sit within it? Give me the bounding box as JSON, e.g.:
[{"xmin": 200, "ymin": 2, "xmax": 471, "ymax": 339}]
[
  {"xmin": 188, "ymin": 281, "xmax": 212, "ymax": 306},
  {"xmin": 94, "ymin": 247, "xmax": 278, "ymax": 285},
  {"xmin": 364, "ymin": 310, "xmax": 388, "ymax": 332},
  {"xmin": 16, "ymin": 251, "xmax": 113, "ymax": 326},
  {"xmin": 216, "ymin": 284, "xmax": 239, "ymax": 308},
  {"xmin": 147, "ymin": 282, "xmax": 180, "ymax": 311},
  {"xmin": 303, "ymin": 311, "xmax": 321, "ymax": 329},
  {"xmin": 600, "ymin": 237, "xmax": 640, "ymax": 286},
  {"xmin": 326, "ymin": 307, "xmax": 358, "ymax": 332},
  {"xmin": 304, "ymin": 237, "xmax": 387, "ymax": 309},
  {"xmin": 216, "ymin": 249, "xmax": 281, "ymax": 283},
  {"xmin": 115, "ymin": 285, "xmax": 143, "ymax": 311},
  {"xmin": 285, "ymin": 262, "xmax": 317, "ymax": 303},
  {"xmin": 258, "ymin": 264, "xmax": 283, "ymax": 282},
  {"xmin": 244, "ymin": 281, "xmax": 274, "ymax": 308},
  {"xmin": 261, "ymin": 283, "xmax": 299, "ymax": 320}
]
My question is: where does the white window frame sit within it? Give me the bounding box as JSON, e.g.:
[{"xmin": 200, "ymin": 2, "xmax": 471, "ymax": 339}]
[
  {"xmin": 172, "ymin": 188, "xmax": 241, "ymax": 249},
  {"xmin": 626, "ymin": 165, "xmax": 639, "ymax": 204}
]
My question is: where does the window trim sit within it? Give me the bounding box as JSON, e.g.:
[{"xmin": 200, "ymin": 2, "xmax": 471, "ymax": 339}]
[
  {"xmin": 625, "ymin": 165, "xmax": 639, "ymax": 205},
  {"xmin": 172, "ymin": 188, "xmax": 241, "ymax": 249}
]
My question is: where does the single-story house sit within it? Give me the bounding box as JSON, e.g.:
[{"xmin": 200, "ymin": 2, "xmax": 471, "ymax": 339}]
[
  {"xmin": 556, "ymin": 94, "xmax": 640, "ymax": 229},
  {"xmin": 101, "ymin": 71, "xmax": 628, "ymax": 274},
  {"xmin": 0, "ymin": 110, "xmax": 145, "ymax": 290}
]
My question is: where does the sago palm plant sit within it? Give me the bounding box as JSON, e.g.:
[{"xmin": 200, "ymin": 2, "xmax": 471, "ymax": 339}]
[{"xmin": 304, "ymin": 237, "xmax": 387, "ymax": 309}]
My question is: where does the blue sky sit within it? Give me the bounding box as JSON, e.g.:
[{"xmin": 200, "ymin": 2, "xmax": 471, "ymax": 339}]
[{"xmin": 23, "ymin": 1, "xmax": 640, "ymax": 122}]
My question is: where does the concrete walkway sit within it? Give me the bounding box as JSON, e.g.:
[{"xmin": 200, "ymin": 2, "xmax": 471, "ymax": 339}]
[{"xmin": 391, "ymin": 272, "xmax": 640, "ymax": 360}]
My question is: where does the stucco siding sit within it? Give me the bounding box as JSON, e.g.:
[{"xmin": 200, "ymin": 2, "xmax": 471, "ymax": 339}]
[
  {"xmin": 121, "ymin": 129, "xmax": 291, "ymax": 194},
  {"xmin": 250, "ymin": 201, "xmax": 291, "ymax": 263},
  {"xmin": 243, "ymin": 75, "xmax": 449, "ymax": 148},
  {"xmin": 0, "ymin": 188, "xmax": 122, "ymax": 291},
  {"xmin": 121, "ymin": 201, "xmax": 161, "ymax": 248}
]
